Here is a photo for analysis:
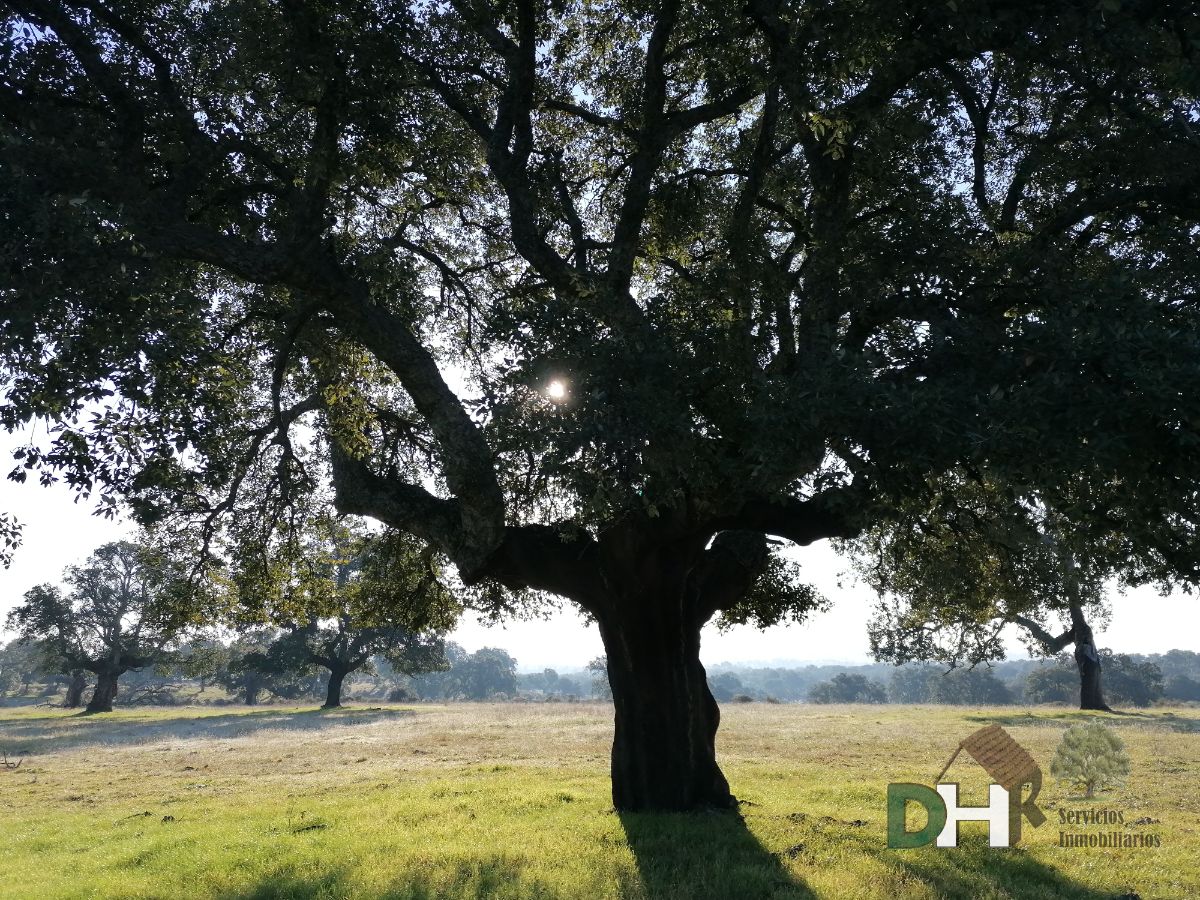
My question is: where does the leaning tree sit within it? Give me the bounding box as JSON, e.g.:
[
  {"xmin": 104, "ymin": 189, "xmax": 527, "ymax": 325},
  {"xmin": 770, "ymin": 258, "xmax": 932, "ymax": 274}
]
[
  {"xmin": 5, "ymin": 541, "xmax": 193, "ymax": 712},
  {"xmin": 3, "ymin": 1, "xmax": 1200, "ymax": 808}
]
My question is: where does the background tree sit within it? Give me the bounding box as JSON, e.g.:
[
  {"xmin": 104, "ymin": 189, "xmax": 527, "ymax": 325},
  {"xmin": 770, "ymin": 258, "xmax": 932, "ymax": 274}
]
[
  {"xmin": 1050, "ymin": 722, "xmax": 1131, "ymax": 799},
  {"xmin": 887, "ymin": 665, "xmax": 939, "ymax": 704},
  {"xmin": 926, "ymin": 668, "xmax": 1012, "ymax": 706},
  {"xmin": 1023, "ymin": 659, "xmax": 1080, "ymax": 705},
  {"xmin": 808, "ymin": 673, "xmax": 887, "ymax": 704},
  {"xmin": 215, "ymin": 630, "xmax": 313, "ymax": 706},
  {"xmin": 586, "ymin": 657, "xmax": 612, "ymax": 702},
  {"xmin": 5, "ymin": 0, "xmax": 1200, "ymax": 809},
  {"xmin": 853, "ymin": 476, "xmax": 1122, "ymax": 710},
  {"xmin": 0, "ymin": 639, "xmax": 48, "ymax": 697},
  {"xmin": 445, "ymin": 648, "xmax": 518, "ymax": 701},
  {"xmin": 708, "ymin": 672, "xmax": 747, "ymax": 703},
  {"xmin": 173, "ymin": 636, "xmax": 231, "ymax": 694},
  {"xmin": 5, "ymin": 540, "xmax": 193, "ymax": 712},
  {"xmin": 1100, "ymin": 651, "xmax": 1164, "ymax": 708},
  {"xmin": 1023, "ymin": 651, "xmax": 1164, "ymax": 707},
  {"xmin": 1165, "ymin": 674, "xmax": 1200, "ymax": 703},
  {"xmin": 225, "ymin": 517, "xmax": 457, "ymax": 709},
  {"xmin": 35, "ymin": 645, "xmax": 90, "ymax": 707},
  {"xmin": 408, "ymin": 642, "xmax": 469, "ymax": 701}
]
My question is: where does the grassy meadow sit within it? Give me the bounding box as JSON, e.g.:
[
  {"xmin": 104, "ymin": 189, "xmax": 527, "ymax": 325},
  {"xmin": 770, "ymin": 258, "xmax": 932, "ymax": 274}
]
[{"xmin": 0, "ymin": 701, "xmax": 1196, "ymax": 899}]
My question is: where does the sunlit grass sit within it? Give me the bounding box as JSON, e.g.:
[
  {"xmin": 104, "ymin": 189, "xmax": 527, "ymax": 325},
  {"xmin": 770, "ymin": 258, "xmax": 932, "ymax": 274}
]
[{"xmin": 0, "ymin": 702, "xmax": 1195, "ymax": 898}]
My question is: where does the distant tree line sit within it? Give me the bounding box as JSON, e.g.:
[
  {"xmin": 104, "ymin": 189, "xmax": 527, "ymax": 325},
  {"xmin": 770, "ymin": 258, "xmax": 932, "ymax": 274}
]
[{"xmin": 3, "ymin": 540, "xmax": 1195, "ymax": 712}]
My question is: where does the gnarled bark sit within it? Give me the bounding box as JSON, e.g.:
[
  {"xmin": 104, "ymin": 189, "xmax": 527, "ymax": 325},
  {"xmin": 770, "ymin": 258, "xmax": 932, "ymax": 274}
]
[
  {"xmin": 601, "ymin": 608, "xmax": 732, "ymax": 811},
  {"xmin": 85, "ymin": 669, "xmax": 120, "ymax": 713},
  {"xmin": 64, "ymin": 670, "xmax": 88, "ymax": 708}
]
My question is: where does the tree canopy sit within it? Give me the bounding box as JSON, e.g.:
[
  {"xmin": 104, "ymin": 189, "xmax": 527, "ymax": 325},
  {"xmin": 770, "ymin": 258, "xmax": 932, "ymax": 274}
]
[
  {"xmin": 3, "ymin": 0, "xmax": 1200, "ymax": 809},
  {"xmin": 5, "ymin": 540, "xmax": 194, "ymax": 711}
]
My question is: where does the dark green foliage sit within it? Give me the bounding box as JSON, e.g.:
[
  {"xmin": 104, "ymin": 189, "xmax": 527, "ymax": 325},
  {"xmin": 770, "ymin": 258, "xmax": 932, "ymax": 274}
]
[
  {"xmin": 708, "ymin": 672, "xmax": 746, "ymax": 703},
  {"xmin": 1101, "ymin": 651, "xmax": 1164, "ymax": 708},
  {"xmin": 2, "ymin": 0, "xmax": 1199, "ymax": 634},
  {"xmin": 1024, "ymin": 659, "xmax": 1081, "ymax": 704},
  {"xmin": 215, "ymin": 630, "xmax": 313, "ymax": 706},
  {"xmin": 1165, "ymin": 674, "xmax": 1200, "ymax": 702},
  {"xmin": 444, "ymin": 648, "xmax": 519, "ymax": 701},
  {"xmin": 807, "ymin": 673, "xmax": 887, "ymax": 704}
]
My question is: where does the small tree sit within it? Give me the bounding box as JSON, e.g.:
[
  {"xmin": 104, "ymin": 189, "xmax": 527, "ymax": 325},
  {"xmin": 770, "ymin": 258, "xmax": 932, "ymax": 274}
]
[
  {"xmin": 5, "ymin": 541, "xmax": 193, "ymax": 712},
  {"xmin": 1050, "ymin": 722, "xmax": 1131, "ymax": 799},
  {"xmin": 808, "ymin": 673, "xmax": 887, "ymax": 704}
]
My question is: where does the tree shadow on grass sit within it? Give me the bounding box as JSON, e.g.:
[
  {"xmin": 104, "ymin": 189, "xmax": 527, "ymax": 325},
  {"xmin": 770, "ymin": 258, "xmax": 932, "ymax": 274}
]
[
  {"xmin": 817, "ymin": 822, "xmax": 1140, "ymax": 899},
  {"xmin": 964, "ymin": 709, "xmax": 1200, "ymax": 734},
  {"xmin": 0, "ymin": 706, "xmax": 419, "ymax": 756},
  {"xmin": 618, "ymin": 808, "xmax": 816, "ymax": 900}
]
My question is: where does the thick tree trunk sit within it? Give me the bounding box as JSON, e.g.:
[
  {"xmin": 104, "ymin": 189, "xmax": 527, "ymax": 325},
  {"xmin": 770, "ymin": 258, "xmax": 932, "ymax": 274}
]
[
  {"xmin": 599, "ymin": 607, "xmax": 733, "ymax": 812},
  {"xmin": 86, "ymin": 670, "xmax": 120, "ymax": 713},
  {"xmin": 1075, "ymin": 639, "xmax": 1110, "ymax": 711},
  {"xmin": 244, "ymin": 684, "xmax": 260, "ymax": 705},
  {"xmin": 1070, "ymin": 606, "xmax": 1111, "ymax": 711},
  {"xmin": 64, "ymin": 671, "xmax": 88, "ymax": 708},
  {"xmin": 323, "ymin": 668, "xmax": 347, "ymax": 709}
]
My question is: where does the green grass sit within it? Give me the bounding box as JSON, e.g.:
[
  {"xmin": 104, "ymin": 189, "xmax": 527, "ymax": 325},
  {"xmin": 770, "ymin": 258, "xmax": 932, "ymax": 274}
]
[{"xmin": 0, "ymin": 702, "xmax": 1196, "ymax": 899}]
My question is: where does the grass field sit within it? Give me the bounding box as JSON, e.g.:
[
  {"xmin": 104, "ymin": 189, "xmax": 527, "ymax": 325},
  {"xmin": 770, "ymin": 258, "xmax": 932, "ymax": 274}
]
[{"xmin": 0, "ymin": 702, "xmax": 1196, "ymax": 899}]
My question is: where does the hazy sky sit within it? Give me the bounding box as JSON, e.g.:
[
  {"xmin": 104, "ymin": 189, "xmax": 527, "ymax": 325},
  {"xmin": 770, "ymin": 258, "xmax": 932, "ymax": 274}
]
[{"xmin": 2, "ymin": 430, "xmax": 1197, "ymax": 670}]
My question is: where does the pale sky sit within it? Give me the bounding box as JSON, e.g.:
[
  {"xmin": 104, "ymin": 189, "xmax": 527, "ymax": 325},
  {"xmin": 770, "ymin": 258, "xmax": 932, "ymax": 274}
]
[{"xmin": 1, "ymin": 430, "xmax": 1197, "ymax": 669}]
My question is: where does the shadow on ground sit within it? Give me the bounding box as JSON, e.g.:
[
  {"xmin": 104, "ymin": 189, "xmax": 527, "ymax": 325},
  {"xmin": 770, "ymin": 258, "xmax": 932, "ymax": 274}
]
[
  {"xmin": 619, "ymin": 807, "xmax": 816, "ymax": 899},
  {"xmin": 0, "ymin": 706, "xmax": 419, "ymax": 755},
  {"xmin": 963, "ymin": 708, "xmax": 1200, "ymax": 733},
  {"xmin": 209, "ymin": 814, "xmax": 1126, "ymax": 900}
]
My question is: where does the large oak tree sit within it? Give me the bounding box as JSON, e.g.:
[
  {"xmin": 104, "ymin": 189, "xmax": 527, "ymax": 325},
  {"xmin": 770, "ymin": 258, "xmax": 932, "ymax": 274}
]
[
  {"xmin": 5, "ymin": 541, "xmax": 192, "ymax": 712},
  {"xmin": 3, "ymin": 1, "xmax": 1200, "ymax": 809}
]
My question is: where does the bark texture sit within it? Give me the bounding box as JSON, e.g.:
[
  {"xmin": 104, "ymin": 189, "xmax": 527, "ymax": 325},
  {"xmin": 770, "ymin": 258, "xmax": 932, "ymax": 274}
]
[
  {"xmin": 323, "ymin": 668, "xmax": 348, "ymax": 709},
  {"xmin": 64, "ymin": 670, "xmax": 88, "ymax": 708},
  {"xmin": 85, "ymin": 670, "xmax": 120, "ymax": 713}
]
